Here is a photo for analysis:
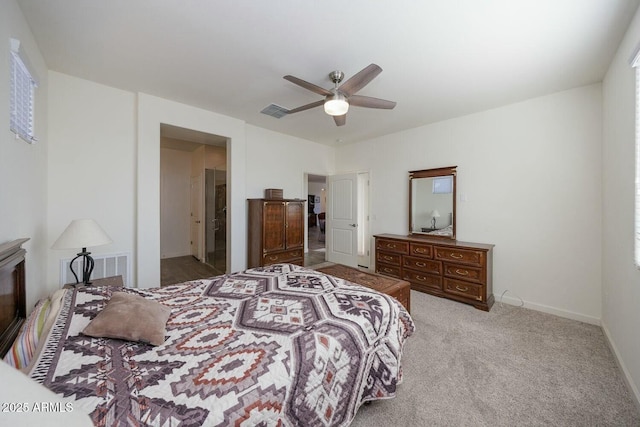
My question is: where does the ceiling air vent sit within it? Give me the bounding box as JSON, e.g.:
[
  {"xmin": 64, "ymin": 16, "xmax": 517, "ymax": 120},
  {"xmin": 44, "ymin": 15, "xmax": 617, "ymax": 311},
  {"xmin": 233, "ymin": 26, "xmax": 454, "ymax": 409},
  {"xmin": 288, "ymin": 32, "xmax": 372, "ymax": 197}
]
[{"xmin": 261, "ymin": 104, "xmax": 290, "ymax": 119}]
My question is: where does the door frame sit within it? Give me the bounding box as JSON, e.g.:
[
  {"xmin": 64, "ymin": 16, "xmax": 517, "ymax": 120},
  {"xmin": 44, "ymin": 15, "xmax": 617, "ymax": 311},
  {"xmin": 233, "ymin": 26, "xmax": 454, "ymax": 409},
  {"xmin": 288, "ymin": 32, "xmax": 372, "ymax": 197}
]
[{"xmin": 190, "ymin": 174, "xmax": 204, "ymax": 261}]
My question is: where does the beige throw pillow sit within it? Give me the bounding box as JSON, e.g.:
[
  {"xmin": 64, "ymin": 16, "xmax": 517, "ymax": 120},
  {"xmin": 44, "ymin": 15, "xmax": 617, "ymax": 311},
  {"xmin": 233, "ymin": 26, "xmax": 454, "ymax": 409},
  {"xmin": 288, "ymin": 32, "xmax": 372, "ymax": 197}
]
[{"xmin": 82, "ymin": 292, "xmax": 171, "ymax": 346}]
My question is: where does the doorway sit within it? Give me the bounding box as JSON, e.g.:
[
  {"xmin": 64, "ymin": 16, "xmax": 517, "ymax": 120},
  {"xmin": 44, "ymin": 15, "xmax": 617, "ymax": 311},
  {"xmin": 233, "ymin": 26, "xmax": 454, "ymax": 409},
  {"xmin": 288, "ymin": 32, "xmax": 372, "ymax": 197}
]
[
  {"xmin": 159, "ymin": 124, "xmax": 228, "ymax": 286},
  {"xmin": 205, "ymin": 168, "xmax": 227, "ymax": 273},
  {"xmin": 305, "ymin": 174, "xmax": 327, "ymax": 267}
]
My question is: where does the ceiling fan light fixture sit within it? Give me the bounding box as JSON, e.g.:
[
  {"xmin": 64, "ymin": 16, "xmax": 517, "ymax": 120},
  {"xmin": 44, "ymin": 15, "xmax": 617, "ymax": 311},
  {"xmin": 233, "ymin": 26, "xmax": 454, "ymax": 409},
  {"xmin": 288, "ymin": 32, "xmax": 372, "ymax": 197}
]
[{"xmin": 324, "ymin": 93, "xmax": 349, "ymax": 116}]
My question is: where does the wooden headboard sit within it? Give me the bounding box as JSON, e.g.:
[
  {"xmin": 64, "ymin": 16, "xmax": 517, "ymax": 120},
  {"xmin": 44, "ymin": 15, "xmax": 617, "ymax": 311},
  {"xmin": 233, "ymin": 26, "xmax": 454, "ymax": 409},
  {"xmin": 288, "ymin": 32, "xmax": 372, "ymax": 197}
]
[{"xmin": 0, "ymin": 238, "xmax": 29, "ymax": 358}]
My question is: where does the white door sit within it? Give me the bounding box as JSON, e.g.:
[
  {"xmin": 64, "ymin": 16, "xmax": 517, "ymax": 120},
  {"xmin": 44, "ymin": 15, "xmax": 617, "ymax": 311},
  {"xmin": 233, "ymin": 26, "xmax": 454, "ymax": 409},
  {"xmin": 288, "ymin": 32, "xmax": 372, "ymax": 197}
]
[
  {"xmin": 326, "ymin": 173, "xmax": 358, "ymax": 267},
  {"xmin": 190, "ymin": 174, "xmax": 203, "ymax": 261}
]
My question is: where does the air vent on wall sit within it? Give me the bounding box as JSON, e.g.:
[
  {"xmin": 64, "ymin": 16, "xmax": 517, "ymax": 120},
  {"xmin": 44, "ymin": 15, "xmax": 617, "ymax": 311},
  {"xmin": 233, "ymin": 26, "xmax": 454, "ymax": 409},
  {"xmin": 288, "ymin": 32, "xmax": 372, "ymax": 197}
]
[
  {"xmin": 260, "ymin": 104, "xmax": 290, "ymax": 119},
  {"xmin": 60, "ymin": 252, "xmax": 131, "ymax": 286}
]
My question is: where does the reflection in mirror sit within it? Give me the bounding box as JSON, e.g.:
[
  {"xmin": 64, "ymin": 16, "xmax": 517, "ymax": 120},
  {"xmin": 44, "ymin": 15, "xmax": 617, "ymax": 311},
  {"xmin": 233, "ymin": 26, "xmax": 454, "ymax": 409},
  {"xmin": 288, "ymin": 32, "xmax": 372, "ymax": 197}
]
[{"xmin": 409, "ymin": 166, "xmax": 457, "ymax": 239}]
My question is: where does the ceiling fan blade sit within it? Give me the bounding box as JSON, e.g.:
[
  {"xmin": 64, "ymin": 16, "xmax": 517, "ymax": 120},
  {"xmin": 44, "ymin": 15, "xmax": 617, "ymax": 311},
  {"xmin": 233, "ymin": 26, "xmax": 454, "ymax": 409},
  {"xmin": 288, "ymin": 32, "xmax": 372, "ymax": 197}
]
[
  {"xmin": 333, "ymin": 114, "xmax": 346, "ymax": 126},
  {"xmin": 349, "ymin": 95, "xmax": 397, "ymax": 109},
  {"xmin": 338, "ymin": 64, "xmax": 382, "ymax": 96},
  {"xmin": 284, "ymin": 75, "xmax": 332, "ymax": 96},
  {"xmin": 287, "ymin": 100, "xmax": 324, "ymax": 114}
]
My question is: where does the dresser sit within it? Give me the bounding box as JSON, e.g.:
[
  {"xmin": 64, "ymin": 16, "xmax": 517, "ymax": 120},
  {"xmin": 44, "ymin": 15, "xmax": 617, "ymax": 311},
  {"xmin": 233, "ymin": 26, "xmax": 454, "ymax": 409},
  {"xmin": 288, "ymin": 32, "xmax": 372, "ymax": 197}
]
[
  {"xmin": 247, "ymin": 199, "xmax": 305, "ymax": 267},
  {"xmin": 374, "ymin": 234, "xmax": 494, "ymax": 311}
]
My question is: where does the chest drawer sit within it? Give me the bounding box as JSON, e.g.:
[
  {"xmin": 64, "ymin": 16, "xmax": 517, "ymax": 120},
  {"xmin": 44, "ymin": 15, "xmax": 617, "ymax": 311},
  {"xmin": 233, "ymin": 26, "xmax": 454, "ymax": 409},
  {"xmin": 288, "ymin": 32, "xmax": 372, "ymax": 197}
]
[
  {"xmin": 377, "ymin": 251, "xmax": 402, "ymax": 266},
  {"xmin": 444, "ymin": 278, "xmax": 483, "ymax": 301},
  {"xmin": 376, "ymin": 263, "xmax": 402, "ymax": 278},
  {"xmin": 443, "ymin": 263, "xmax": 484, "ymax": 284},
  {"xmin": 434, "ymin": 247, "xmax": 485, "ymax": 267},
  {"xmin": 376, "ymin": 238, "xmax": 409, "ymax": 254},
  {"xmin": 403, "ymin": 270, "xmax": 441, "ymax": 291},
  {"xmin": 409, "ymin": 243, "xmax": 433, "ymax": 258},
  {"xmin": 263, "ymin": 249, "xmax": 303, "ymax": 265},
  {"xmin": 403, "ymin": 255, "xmax": 441, "ymax": 275}
]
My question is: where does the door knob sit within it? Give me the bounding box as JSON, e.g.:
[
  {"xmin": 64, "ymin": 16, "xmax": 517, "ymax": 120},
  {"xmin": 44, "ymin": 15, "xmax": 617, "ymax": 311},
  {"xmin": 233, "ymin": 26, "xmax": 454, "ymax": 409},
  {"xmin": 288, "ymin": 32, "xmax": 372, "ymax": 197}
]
[{"xmin": 349, "ymin": 223, "xmax": 357, "ymax": 227}]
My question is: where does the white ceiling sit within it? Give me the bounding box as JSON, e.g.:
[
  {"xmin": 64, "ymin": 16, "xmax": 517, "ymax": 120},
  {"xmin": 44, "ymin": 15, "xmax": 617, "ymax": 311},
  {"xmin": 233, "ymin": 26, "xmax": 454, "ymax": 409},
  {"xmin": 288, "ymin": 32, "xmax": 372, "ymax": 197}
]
[{"xmin": 17, "ymin": 0, "xmax": 639, "ymax": 146}]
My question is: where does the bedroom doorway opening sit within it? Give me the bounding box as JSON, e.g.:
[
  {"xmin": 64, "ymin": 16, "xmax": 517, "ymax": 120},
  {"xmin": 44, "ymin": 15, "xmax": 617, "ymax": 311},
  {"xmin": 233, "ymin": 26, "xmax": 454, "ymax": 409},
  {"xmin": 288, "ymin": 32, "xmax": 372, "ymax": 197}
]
[
  {"xmin": 159, "ymin": 124, "xmax": 228, "ymax": 286},
  {"xmin": 205, "ymin": 168, "xmax": 226, "ymax": 272},
  {"xmin": 305, "ymin": 174, "xmax": 327, "ymax": 267}
]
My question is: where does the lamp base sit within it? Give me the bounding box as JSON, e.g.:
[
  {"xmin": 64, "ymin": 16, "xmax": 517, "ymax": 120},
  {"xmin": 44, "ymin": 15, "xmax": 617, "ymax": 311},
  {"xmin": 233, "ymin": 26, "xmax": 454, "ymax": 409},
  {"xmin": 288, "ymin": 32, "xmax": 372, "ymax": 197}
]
[{"xmin": 69, "ymin": 248, "xmax": 95, "ymax": 285}]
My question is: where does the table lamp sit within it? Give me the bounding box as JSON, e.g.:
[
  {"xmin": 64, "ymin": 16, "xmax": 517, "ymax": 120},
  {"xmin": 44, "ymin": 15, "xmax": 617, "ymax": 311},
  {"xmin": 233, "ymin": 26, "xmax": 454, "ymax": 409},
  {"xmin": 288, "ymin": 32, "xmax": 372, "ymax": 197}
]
[
  {"xmin": 430, "ymin": 209, "xmax": 441, "ymax": 229},
  {"xmin": 52, "ymin": 219, "xmax": 112, "ymax": 285}
]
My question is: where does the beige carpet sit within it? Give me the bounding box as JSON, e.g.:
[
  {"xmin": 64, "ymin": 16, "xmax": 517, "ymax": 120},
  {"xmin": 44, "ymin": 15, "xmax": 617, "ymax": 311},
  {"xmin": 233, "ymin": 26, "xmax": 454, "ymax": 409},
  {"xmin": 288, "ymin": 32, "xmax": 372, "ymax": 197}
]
[{"xmin": 350, "ymin": 290, "xmax": 640, "ymax": 427}]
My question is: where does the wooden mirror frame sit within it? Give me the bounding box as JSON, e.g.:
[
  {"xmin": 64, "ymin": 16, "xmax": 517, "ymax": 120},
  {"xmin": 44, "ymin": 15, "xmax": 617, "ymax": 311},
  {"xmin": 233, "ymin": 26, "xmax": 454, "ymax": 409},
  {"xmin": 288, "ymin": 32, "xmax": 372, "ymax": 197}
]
[{"xmin": 409, "ymin": 166, "xmax": 457, "ymax": 239}]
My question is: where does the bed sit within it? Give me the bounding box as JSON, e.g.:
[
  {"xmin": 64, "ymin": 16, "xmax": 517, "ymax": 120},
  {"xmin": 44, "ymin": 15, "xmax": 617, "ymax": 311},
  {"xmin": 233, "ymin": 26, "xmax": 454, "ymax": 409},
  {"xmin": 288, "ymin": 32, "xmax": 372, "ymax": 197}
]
[{"xmin": 0, "ymin": 239, "xmax": 414, "ymax": 426}]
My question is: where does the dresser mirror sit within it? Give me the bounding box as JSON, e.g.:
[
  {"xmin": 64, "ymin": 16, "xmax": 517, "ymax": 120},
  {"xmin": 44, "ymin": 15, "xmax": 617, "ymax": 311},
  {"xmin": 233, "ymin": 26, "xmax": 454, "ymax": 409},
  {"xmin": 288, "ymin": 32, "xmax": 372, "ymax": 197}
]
[{"xmin": 409, "ymin": 166, "xmax": 457, "ymax": 239}]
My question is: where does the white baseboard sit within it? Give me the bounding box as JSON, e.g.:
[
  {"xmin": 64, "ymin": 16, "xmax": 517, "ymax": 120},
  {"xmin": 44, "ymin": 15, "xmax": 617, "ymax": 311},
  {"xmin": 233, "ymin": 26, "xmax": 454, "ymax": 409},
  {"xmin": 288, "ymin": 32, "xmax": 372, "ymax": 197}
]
[
  {"xmin": 601, "ymin": 322, "xmax": 640, "ymax": 414},
  {"xmin": 498, "ymin": 294, "xmax": 601, "ymax": 325}
]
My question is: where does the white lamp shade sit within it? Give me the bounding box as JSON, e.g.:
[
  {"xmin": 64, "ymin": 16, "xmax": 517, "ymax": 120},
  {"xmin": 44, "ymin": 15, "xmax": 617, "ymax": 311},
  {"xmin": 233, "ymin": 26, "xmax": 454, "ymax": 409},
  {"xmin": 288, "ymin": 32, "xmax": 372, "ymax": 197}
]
[
  {"xmin": 324, "ymin": 94, "xmax": 349, "ymax": 116},
  {"xmin": 430, "ymin": 210, "xmax": 441, "ymax": 218},
  {"xmin": 52, "ymin": 219, "xmax": 113, "ymax": 250}
]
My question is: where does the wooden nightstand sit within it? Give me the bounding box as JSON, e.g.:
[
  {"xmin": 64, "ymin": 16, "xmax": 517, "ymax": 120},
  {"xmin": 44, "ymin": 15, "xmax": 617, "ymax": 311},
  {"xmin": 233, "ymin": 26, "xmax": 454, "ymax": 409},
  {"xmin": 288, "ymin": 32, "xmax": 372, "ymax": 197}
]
[{"xmin": 64, "ymin": 275, "xmax": 124, "ymax": 289}]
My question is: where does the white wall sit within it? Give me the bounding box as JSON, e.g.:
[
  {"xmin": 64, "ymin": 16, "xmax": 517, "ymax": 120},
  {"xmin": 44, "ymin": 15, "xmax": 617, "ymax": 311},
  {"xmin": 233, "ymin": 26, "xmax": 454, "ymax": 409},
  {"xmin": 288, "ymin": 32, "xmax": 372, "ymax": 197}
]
[
  {"xmin": 160, "ymin": 147, "xmax": 192, "ymax": 258},
  {"xmin": 245, "ymin": 125, "xmax": 334, "ymax": 200},
  {"xmin": 0, "ymin": 0, "xmax": 49, "ymax": 310},
  {"xmin": 602, "ymin": 5, "xmax": 640, "ymax": 409},
  {"xmin": 47, "ymin": 72, "xmax": 136, "ymax": 289},
  {"xmin": 205, "ymin": 145, "xmax": 226, "ymax": 169},
  {"xmin": 336, "ymin": 84, "xmax": 603, "ymax": 324}
]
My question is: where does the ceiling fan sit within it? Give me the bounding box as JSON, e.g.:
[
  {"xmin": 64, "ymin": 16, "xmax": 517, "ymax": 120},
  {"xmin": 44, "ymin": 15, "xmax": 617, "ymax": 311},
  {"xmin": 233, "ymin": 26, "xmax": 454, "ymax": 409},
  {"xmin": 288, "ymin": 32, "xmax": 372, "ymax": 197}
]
[{"xmin": 282, "ymin": 63, "xmax": 396, "ymax": 126}]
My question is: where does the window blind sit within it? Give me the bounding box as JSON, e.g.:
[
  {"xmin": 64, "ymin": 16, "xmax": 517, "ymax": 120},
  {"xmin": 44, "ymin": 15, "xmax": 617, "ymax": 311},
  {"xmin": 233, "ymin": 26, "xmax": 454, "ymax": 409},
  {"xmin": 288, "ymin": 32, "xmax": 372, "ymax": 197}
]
[
  {"xmin": 632, "ymin": 46, "xmax": 640, "ymax": 268},
  {"xmin": 9, "ymin": 39, "xmax": 37, "ymax": 143},
  {"xmin": 635, "ymin": 66, "xmax": 640, "ymax": 267}
]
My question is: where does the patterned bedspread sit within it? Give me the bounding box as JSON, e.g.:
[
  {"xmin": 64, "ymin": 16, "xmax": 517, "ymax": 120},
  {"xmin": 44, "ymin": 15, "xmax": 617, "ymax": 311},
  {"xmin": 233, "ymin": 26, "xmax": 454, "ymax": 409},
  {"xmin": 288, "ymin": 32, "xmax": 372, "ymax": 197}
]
[{"xmin": 29, "ymin": 264, "xmax": 415, "ymax": 426}]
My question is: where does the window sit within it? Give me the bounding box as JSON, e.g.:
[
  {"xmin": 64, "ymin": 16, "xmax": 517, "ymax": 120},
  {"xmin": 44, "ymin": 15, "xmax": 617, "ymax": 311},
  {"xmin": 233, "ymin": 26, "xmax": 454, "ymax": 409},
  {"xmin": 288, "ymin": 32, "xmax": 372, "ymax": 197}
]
[
  {"xmin": 9, "ymin": 38, "xmax": 37, "ymax": 144},
  {"xmin": 432, "ymin": 176, "xmax": 453, "ymax": 194}
]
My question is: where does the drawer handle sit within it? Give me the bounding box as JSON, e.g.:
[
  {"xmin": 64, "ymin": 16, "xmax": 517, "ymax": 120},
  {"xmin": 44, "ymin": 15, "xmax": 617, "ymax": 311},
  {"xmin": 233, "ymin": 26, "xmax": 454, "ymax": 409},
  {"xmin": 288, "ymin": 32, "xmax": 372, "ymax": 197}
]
[
  {"xmin": 386, "ymin": 243, "xmax": 396, "ymax": 249},
  {"xmin": 455, "ymin": 285, "xmax": 469, "ymax": 292},
  {"xmin": 383, "ymin": 256, "xmax": 394, "ymax": 261},
  {"xmin": 414, "ymin": 247, "xmax": 427, "ymax": 254},
  {"xmin": 416, "ymin": 262, "xmax": 426, "ymax": 267},
  {"xmin": 449, "ymin": 253, "xmax": 464, "ymax": 259},
  {"xmin": 455, "ymin": 269, "xmax": 469, "ymax": 276},
  {"xmin": 383, "ymin": 268, "xmax": 394, "ymax": 273},
  {"xmin": 416, "ymin": 275, "xmax": 426, "ymax": 281},
  {"xmin": 269, "ymin": 256, "xmax": 278, "ymax": 261}
]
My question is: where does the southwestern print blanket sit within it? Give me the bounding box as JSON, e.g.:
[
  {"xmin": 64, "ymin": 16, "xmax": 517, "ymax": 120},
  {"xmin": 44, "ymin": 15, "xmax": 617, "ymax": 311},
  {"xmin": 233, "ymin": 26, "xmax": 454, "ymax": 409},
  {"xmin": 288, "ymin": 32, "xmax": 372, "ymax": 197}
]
[{"xmin": 28, "ymin": 264, "xmax": 415, "ymax": 427}]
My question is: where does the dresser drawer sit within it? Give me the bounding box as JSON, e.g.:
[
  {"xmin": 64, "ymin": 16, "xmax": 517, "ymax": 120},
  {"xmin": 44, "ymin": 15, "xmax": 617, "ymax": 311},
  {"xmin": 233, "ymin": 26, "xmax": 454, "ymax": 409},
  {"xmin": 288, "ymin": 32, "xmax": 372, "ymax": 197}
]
[
  {"xmin": 434, "ymin": 247, "xmax": 485, "ymax": 267},
  {"xmin": 443, "ymin": 262, "xmax": 483, "ymax": 284},
  {"xmin": 403, "ymin": 270, "xmax": 441, "ymax": 291},
  {"xmin": 443, "ymin": 278, "xmax": 483, "ymax": 301},
  {"xmin": 403, "ymin": 255, "xmax": 441, "ymax": 275},
  {"xmin": 409, "ymin": 242, "xmax": 433, "ymax": 258},
  {"xmin": 376, "ymin": 263, "xmax": 402, "ymax": 278},
  {"xmin": 377, "ymin": 251, "xmax": 402, "ymax": 266},
  {"xmin": 263, "ymin": 249, "xmax": 303, "ymax": 265},
  {"xmin": 376, "ymin": 238, "xmax": 409, "ymax": 254}
]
